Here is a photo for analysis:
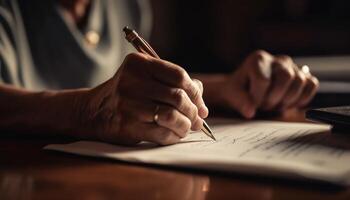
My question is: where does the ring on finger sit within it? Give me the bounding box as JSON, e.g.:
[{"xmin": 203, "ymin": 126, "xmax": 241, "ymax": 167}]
[{"xmin": 300, "ymin": 65, "xmax": 311, "ymax": 75}]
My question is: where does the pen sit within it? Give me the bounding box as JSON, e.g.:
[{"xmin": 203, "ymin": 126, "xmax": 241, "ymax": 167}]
[{"xmin": 123, "ymin": 26, "xmax": 216, "ymax": 141}]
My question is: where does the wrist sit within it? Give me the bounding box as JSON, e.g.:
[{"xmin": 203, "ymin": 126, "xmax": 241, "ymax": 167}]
[
  {"xmin": 43, "ymin": 88, "xmax": 91, "ymax": 136},
  {"xmin": 0, "ymin": 84, "xmax": 93, "ymax": 136}
]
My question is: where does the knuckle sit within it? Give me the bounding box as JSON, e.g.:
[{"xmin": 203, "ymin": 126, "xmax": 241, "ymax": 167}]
[
  {"xmin": 278, "ymin": 55, "xmax": 293, "ymax": 64},
  {"xmin": 182, "ymin": 119, "xmax": 192, "ymax": 133},
  {"xmin": 174, "ymin": 67, "xmax": 188, "ymax": 86},
  {"xmin": 125, "ymin": 53, "xmax": 142, "ymax": 63},
  {"xmin": 192, "ymin": 79, "xmax": 203, "ymax": 92},
  {"xmin": 190, "ymin": 105, "xmax": 199, "ymax": 120},
  {"xmin": 177, "ymin": 118, "xmax": 191, "ymax": 138},
  {"xmin": 158, "ymin": 131, "xmax": 175, "ymax": 145},
  {"xmin": 193, "ymin": 79, "xmax": 203, "ymax": 87},
  {"xmin": 124, "ymin": 53, "xmax": 148, "ymax": 69},
  {"xmin": 279, "ymin": 66, "xmax": 294, "ymax": 81},
  {"xmin": 172, "ymin": 88, "xmax": 186, "ymax": 108},
  {"xmin": 252, "ymin": 50, "xmax": 269, "ymax": 60},
  {"xmin": 190, "ymin": 85, "xmax": 201, "ymax": 102},
  {"xmin": 164, "ymin": 108, "xmax": 177, "ymax": 125},
  {"xmin": 184, "ymin": 104, "xmax": 198, "ymax": 125}
]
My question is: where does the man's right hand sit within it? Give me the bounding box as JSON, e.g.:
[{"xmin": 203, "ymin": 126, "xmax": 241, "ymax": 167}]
[{"xmin": 75, "ymin": 53, "xmax": 208, "ymax": 145}]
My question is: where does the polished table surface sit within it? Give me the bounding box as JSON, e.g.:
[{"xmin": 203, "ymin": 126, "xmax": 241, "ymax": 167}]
[{"xmin": 1, "ymin": 110, "xmax": 350, "ymax": 200}]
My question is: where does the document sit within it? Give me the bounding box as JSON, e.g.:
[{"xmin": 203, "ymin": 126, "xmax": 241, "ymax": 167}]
[{"xmin": 44, "ymin": 120, "xmax": 350, "ymax": 185}]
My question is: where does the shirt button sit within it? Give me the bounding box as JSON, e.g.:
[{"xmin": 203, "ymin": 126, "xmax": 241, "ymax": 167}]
[{"xmin": 85, "ymin": 30, "xmax": 100, "ymax": 47}]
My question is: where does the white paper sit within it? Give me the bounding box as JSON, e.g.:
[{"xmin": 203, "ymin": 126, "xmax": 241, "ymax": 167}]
[{"xmin": 44, "ymin": 120, "xmax": 350, "ymax": 185}]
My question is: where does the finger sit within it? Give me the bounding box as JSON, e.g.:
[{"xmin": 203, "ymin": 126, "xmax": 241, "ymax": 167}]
[
  {"xmin": 124, "ymin": 122, "xmax": 181, "ymax": 145},
  {"xmin": 123, "ymin": 81, "xmax": 203, "ymax": 130},
  {"xmin": 124, "ymin": 53, "xmax": 192, "ymax": 90},
  {"xmin": 247, "ymin": 50, "xmax": 274, "ymax": 80},
  {"xmin": 120, "ymin": 54, "xmax": 206, "ymax": 123},
  {"xmin": 262, "ymin": 56, "xmax": 295, "ymax": 110},
  {"xmin": 243, "ymin": 50, "xmax": 273, "ymax": 107},
  {"xmin": 155, "ymin": 105, "xmax": 192, "ymax": 137},
  {"xmin": 249, "ymin": 63, "xmax": 271, "ymax": 107},
  {"xmin": 192, "ymin": 79, "xmax": 208, "ymax": 118},
  {"xmin": 152, "ymin": 87, "xmax": 203, "ymax": 130},
  {"xmin": 296, "ymin": 76, "xmax": 319, "ymax": 107},
  {"xmin": 119, "ymin": 99, "xmax": 193, "ymax": 137},
  {"xmin": 192, "ymin": 79, "xmax": 204, "ymax": 95},
  {"xmin": 226, "ymin": 86, "xmax": 256, "ymax": 118},
  {"xmin": 144, "ymin": 58, "xmax": 208, "ymax": 118},
  {"xmin": 280, "ymin": 67, "xmax": 307, "ymax": 109}
]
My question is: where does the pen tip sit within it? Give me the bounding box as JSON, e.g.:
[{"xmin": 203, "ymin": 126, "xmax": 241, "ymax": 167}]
[{"xmin": 210, "ymin": 134, "xmax": 217, "ymax": 141}]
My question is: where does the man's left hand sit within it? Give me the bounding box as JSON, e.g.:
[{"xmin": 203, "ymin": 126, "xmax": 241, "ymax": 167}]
[{"xmin": 215, "ymin": 50, "xmax": 319, "ymax": 118}]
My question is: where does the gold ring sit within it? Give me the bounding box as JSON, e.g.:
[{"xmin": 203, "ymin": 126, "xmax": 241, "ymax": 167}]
[{"xmin": 153, "ymin": 105, "xmax": 160, "ymax": 123}]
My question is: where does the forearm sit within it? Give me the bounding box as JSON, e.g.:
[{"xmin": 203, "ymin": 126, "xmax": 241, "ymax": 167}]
[
  {"xmin": 191, "ymin": 73, "xmax": 228, "ymax": 107},
  {"xmin": 0, "ymin": 84, "xmax": 88, "ymax": 135}
]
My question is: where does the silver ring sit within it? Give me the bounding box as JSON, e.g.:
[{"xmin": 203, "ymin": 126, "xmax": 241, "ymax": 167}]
[
  {"xmin": 153, "ymin": 105, "xmax": 160, "ymax": 123},
  {"xmin": 301, "ymin": 65, "xmax": 310, "ymax": 75}
]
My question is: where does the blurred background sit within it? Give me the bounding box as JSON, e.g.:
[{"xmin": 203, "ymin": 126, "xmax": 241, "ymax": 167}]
[
  {"xmin": 149, "ymin": 0, "xmax": 350, "ymax": 106},
  {"xmin": 149, "ymin": 0, "xmax": 350, "ymax": 72}
]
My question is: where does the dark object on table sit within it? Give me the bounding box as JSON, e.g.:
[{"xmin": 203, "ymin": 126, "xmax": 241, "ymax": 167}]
[{"xmin": 306, "ymin": 106, "xmax": 350, "ymax": 133}]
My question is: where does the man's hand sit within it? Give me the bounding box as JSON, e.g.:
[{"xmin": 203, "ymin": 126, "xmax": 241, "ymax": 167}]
[
  {"xmin": 76, "ymin": 53, "xmax": 208, "ymax": 145},
  {"xmin": 196, "ymin": 50, "xmax": 319, "ymax": 118}
]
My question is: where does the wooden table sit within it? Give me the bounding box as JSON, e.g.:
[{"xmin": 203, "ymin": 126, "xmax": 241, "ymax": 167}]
[{"xmin": 1, "ymin": 110, "xmax": 349, "ymax": 200}]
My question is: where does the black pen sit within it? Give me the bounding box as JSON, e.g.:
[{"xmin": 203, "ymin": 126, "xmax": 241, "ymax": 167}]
[{"xmin": 123, "ymin": 26, "xmax": 216, "ymax": 141}]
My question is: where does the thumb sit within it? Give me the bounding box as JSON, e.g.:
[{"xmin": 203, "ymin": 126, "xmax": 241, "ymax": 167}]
[{"xmin": 226, "ymin": 86, "xmax": 256, "ymax": 119}]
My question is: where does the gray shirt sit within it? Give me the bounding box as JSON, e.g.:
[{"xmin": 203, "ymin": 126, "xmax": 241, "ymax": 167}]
[{"xmin": 0, "ymin": 0, "xmax": 151, "ymax": 90}]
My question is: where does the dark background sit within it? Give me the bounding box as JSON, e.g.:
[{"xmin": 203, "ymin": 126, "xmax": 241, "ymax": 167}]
[{"xmin": 149, "ymin": 0, "xmax": 350, "ymax": 73}]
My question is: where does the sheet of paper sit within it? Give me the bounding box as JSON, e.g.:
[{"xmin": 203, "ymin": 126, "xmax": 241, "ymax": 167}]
[{"xmin": 44, "ymin": 120, "xmax": 350, "ymax": 185}]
